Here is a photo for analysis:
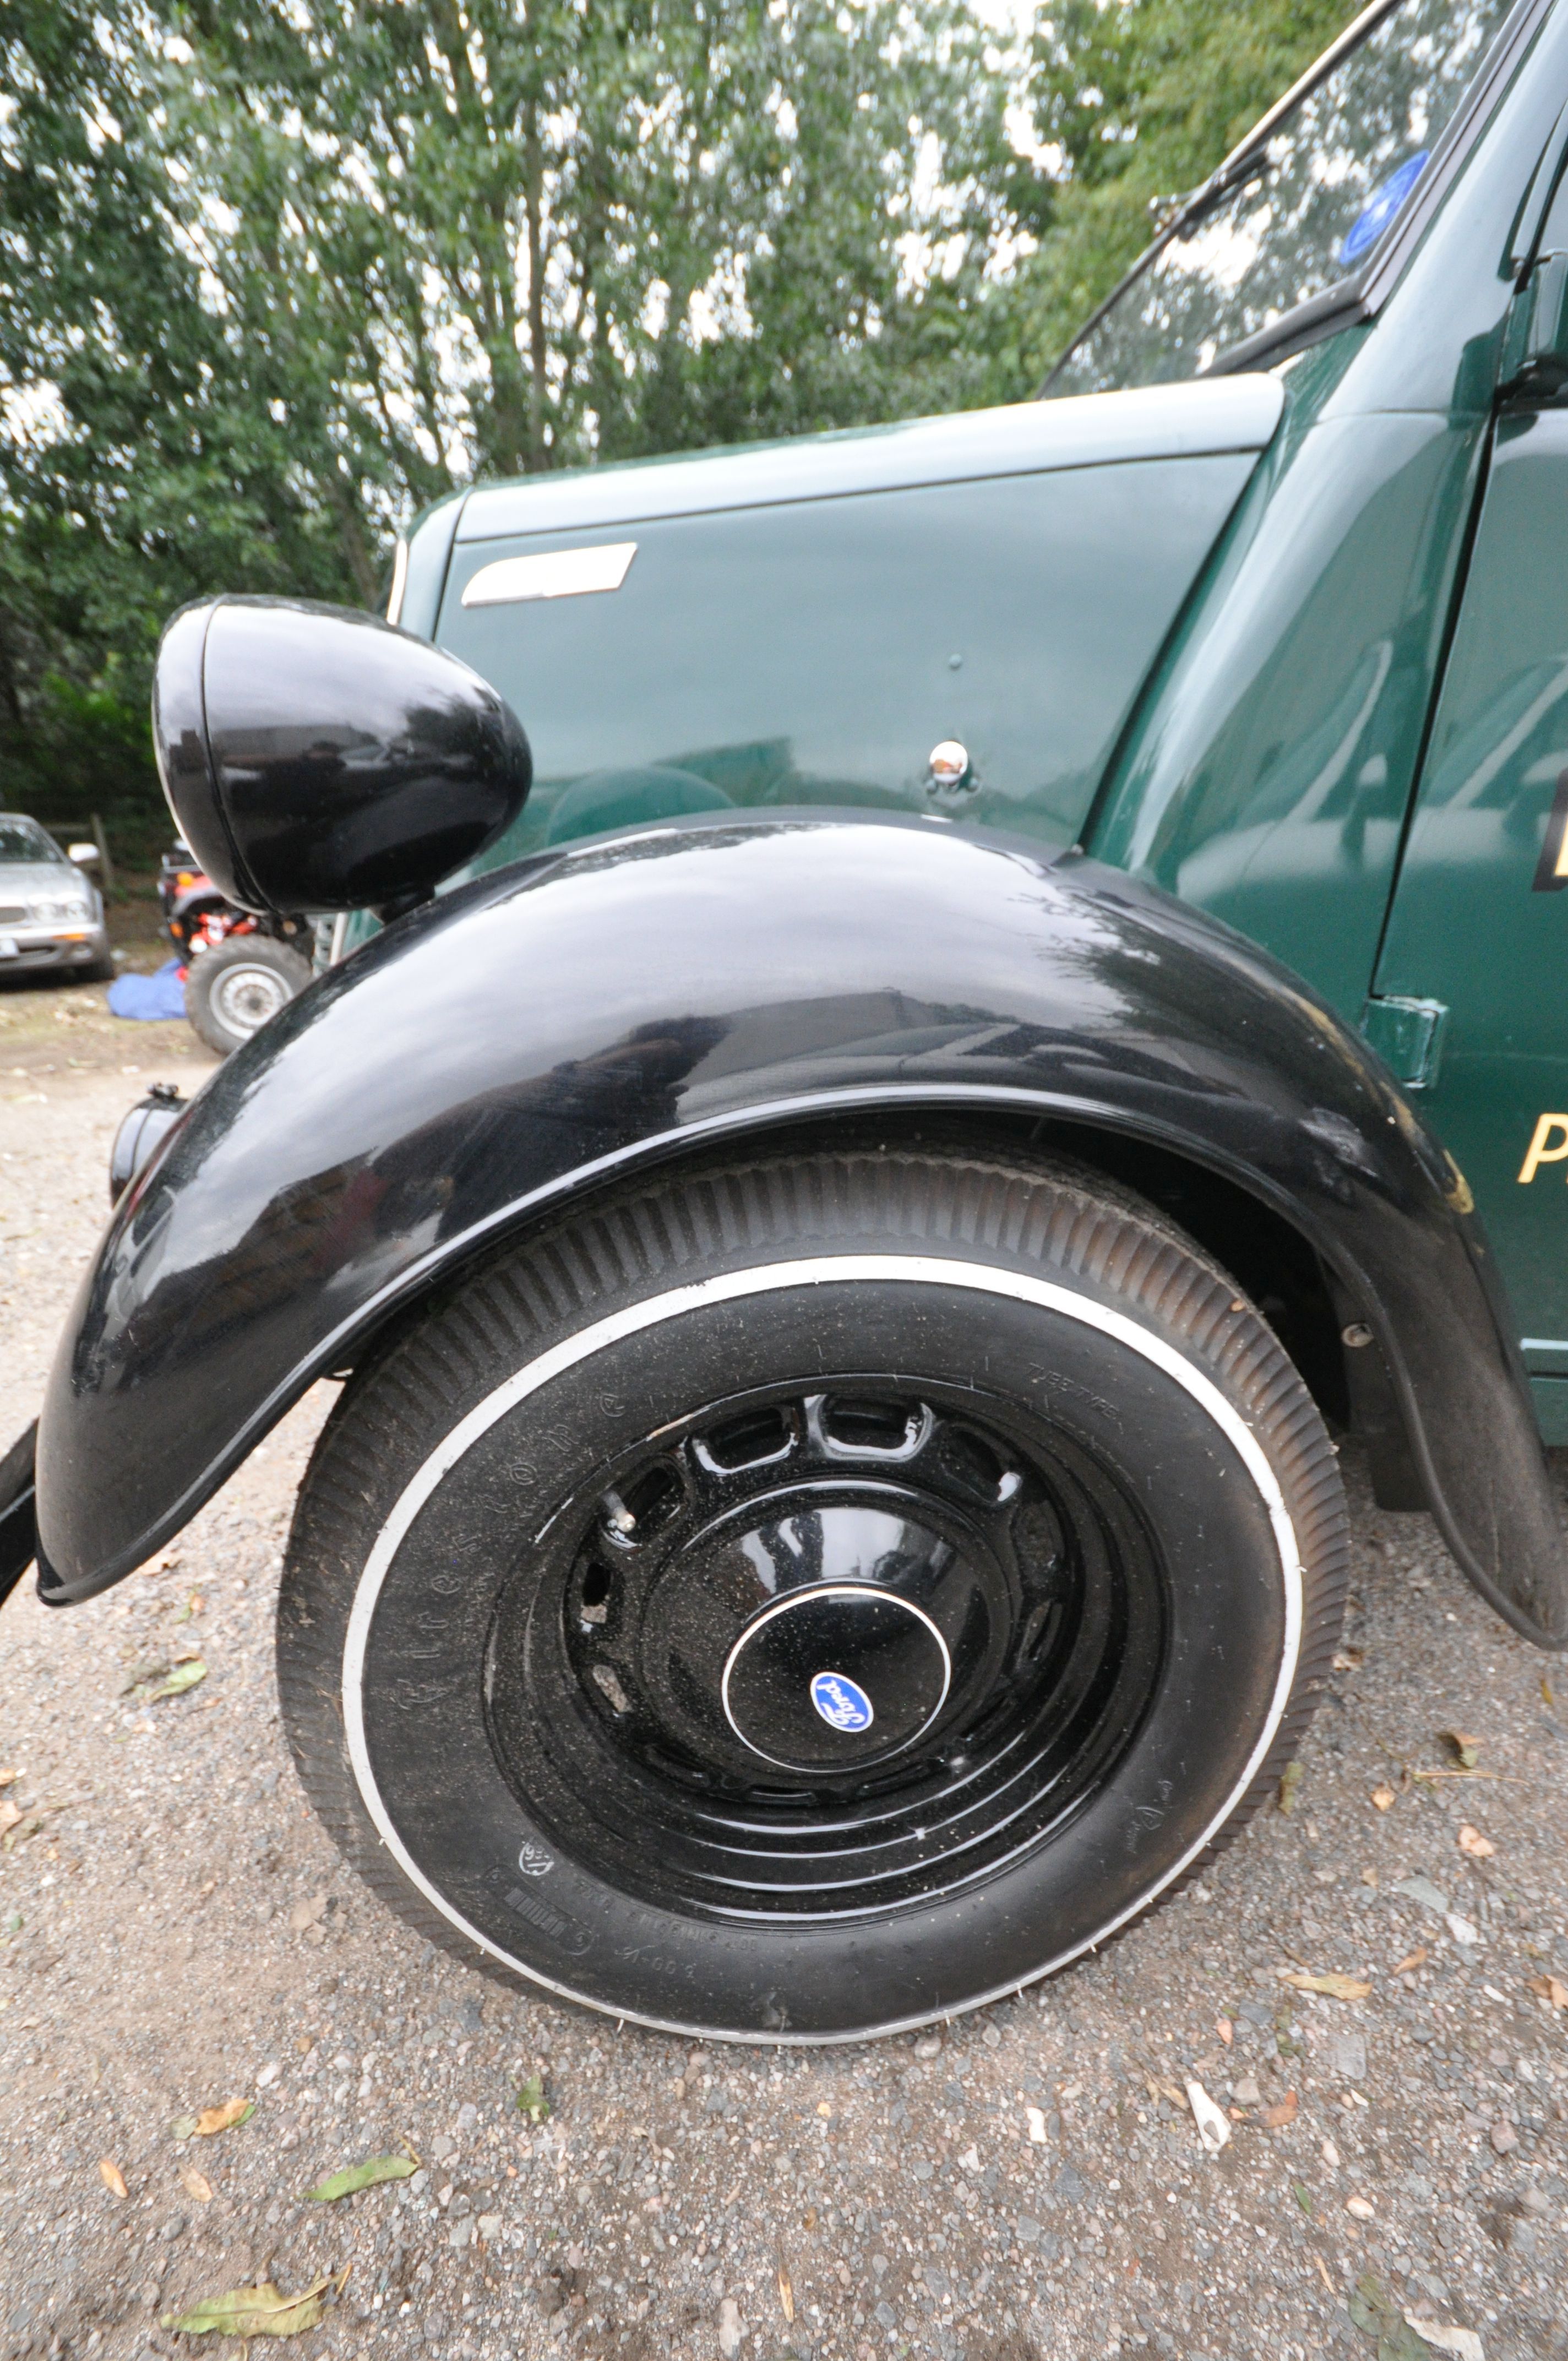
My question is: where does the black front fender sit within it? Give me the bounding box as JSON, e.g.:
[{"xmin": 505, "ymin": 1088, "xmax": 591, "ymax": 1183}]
[{"xmin": 35, "ymin": 813, "xmax": 1567, "ymax": 1645}]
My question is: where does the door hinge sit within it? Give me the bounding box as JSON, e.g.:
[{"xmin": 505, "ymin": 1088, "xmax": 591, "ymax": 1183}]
[{"xmin": 1360, "ymin": 995, "xmax": 1449, "ymax": 1090}]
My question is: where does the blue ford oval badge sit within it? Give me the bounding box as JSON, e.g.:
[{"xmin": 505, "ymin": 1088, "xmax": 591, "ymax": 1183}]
[{"xmin": 809, "ymin": 1671, "xmax": 874, "ymax": 1732}]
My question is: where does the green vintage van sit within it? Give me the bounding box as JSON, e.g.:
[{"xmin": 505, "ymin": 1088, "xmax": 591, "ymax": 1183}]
[{"xmin": 9, "ymin": 0, "xmax": 1568, "ymax": 2039}]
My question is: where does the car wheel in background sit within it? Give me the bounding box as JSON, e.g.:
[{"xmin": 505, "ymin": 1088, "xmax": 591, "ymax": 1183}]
[{"xmin": 184, "ymin": 936, "xmax": 312, "ymax": 1055}]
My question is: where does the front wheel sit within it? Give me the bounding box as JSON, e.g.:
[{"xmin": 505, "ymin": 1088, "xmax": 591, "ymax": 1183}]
[
  {"xmin": 184, "ymin": 935, "xmax": 312, "ymax": 1055},
  {"xmin": 277, "ymin": 1145, "xmax": 1347, "ymax": 2041}
]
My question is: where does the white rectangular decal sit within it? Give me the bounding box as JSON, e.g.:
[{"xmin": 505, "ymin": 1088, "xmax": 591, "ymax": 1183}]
[{"xmin": 460, "ymin": 541, "xmax": 637, "ymax": 608}]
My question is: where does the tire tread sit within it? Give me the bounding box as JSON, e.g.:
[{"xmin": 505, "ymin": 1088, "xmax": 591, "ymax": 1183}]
[{"xmin": 277, "ymin": 1143, "xmax": 1348, "ymax": 2019}]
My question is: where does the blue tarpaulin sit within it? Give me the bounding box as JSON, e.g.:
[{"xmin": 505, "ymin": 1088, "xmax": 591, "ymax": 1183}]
[{"xmin": 107, "ymin": 959, "xmax": 187, "ymax": 1021}]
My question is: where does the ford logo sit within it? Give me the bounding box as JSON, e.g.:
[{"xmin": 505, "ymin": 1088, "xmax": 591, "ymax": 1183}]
[{"xmin": 809, "ymin": 1671, "xmax": 875, "ymax": 1732}]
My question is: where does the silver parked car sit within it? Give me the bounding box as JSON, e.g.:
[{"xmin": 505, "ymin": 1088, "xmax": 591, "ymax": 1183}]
[{"xmin": 0, "ymin": 816, "xmax": 112, "ymax": 982}]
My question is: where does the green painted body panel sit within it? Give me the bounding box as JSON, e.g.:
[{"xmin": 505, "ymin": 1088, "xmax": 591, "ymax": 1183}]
[
  {"xmin": 369, "ymin": 2, "xmax": 1568, "ymax": 1434},
  {"xmin": 433, "ymin": 449, "xmax": 1259, "ymax": 873},
  {"xmin": 1082, "ymin": 2, "xmax": 1568, "ymax": 1437},
  {"xmin": 398, "ymin": 491, "xmax": 464, "ymax": 641},
  {"xmin": 1533, "ymin": 1377, "xmax": 1568, "ymax": 1444},
  {"xmin": 1373, "ymin": 410, "xmax": 1568, "ymax": 1371},
  {"xmin": 1087, "ymin": 376, "xmax": 1486, "ymax": 1025}
]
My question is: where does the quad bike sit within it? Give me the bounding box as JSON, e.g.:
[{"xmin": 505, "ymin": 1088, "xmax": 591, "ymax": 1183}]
[{"xmin": 157, "ymin": 841, "xmax": 313, "ymax": 1054}]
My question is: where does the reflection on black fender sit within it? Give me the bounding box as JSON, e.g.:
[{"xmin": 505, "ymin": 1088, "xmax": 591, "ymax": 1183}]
[{"xmin": 32, "ymin": 811, "xmax": 1567, "ymax": 1646}]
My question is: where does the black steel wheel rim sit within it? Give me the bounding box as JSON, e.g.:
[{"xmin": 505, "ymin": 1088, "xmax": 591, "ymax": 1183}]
[{"xmin": 484, "ymin": 1375, "xmax": 1168, "ymax": 1925}]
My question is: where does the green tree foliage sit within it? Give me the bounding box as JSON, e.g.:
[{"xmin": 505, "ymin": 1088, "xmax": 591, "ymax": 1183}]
[
  {"xmin": 174, "ymin": 0, "xmax": 1022, "ymax": 482},
  {"xmin": 0, "ymin": 0, "xmax": 1356, "ymax": 843},
  {"xmin": 0, "ymin": 1, "xmax": 389, "ymax": 837},
  {"xmin": 1002, "ymin": 0, "xmax": 1354, "ymax": 385}
]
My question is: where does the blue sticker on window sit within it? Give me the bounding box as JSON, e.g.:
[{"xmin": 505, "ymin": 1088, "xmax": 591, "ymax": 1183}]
[
  {"xmin": 1339, "ymin": 151, "xmax": 1429, "ymax": 268},
  {"xmin": 809, "ymin": 1671, "xmax": 875, "ymax": 1732}
]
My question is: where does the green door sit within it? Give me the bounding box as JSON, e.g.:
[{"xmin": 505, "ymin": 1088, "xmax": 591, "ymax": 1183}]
[{"xmin": 1371, "ymin": 404, "xmax": 1568, "ymax": 1438}]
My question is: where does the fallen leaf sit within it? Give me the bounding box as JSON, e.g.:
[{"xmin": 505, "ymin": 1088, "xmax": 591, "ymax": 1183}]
[
  {"xmin": 135, "ymin": 1659, "xmax": 206, "ymax": 1706},
  {"xmin": 1404, "ymin": 2313, "xmax": 1484, "ymax": 2361},
  {"xmin": 1184, "ymin": 2078, "xmax": 1230, "ymax": 2153},
  {"xmin": 776, "ymin": 2264, "xmax": 795, "ymax": 2324},
  {"xmin": 1392, "ymin": 1947, "xmax": 1429, "ymax": 1977},
  {"xmin": 162, "ymin": 2272, "xmax": 339, "ymax": 2340},
  {"xmin": 0, "ymin": 1769, "xmax": 17, "ymax": 1789},
  {"xmin": 1332, "ymin": 1648, "xmax": 1365, "ymax": 1671},
  {"xmin": 1315, "ymin": 2255, "xmax": 1335, "ymax": 2293},
  {"xmin": 287, "ymin": 1894, "xmax": 328, "ymax": 1933},
  {"xmin": 1439, "ymin": 1731, "xmax": 1482, "ymax": 1770},
  {"xmin": 1215, "ymin": 2017, "xmax": 1232, "ymax": 2046},
  {"xmin": 0, "ymin": 1800, "xmax": 20, "ymax": 1834},
  {"xmin": 1, "ymin": 1805, "xmax": 51, "ymax": 1852},
  {"xmin": 1527, "ymin": 1973, "xmax": 1568, "ymax": 2009},
  {"xmin": 182, "ymin": 2168, "xmax": 214, "ymax": 2204},
  {"xmin": 304, "ymin": 2155, "xmax": 417, "ymax": 2203},
  {"xmin": 1260, "ymin": 2090, "xmax": 1299, "ymax": 2129},
  {"xmin": 1145, "ymin": 2076, "xmax": 1188, "ymax": 2110},
  {"xmin": 99, "ymin": 2158, "xmax": 127, "ymax": 2199},
  {"xmin": 172, "ymin": 2097, "xmax": 255, "ymax": 2140},
  {"xmin": 1347, "ymin": 2276, "xmax": 1388, "ymax": 2336},
  {"xmin": 1456, "ymin": 1825, "xmax": 1494, "ymax": 1859},
  {"xmin": 1293, "ymin": 2182, "xmax": 1313, "ymax": 2215},
  {"xmin": 1544, "ymin": 1678, "xmax": 1556, "ymax": 1707},
  {"xmin": 1280, "ymin": 1971, "xmax": 1373, "ymax": 2001},
  {"xmin": 1349, "ymin": 2273, "xmax": 1410, "ymax": 2349},
  {"xmin": 1371, "ymin": 1784, "xmax": 1396, "ymax": 1811},
  {"xmin": 142, "ymin": 1547, "xmax": 182, "ymax": 1575},
  {"xmin": 1277, "ymin": 1760, "xmax": 1304, "ymax": 1814},
  {"xmin": 514, "ymin": 2073, "xmax": 551, "ymax": 2123}
]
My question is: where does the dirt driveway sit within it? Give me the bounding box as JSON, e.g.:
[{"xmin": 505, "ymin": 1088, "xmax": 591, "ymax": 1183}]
[{"xmin": 0, "ymin": 1055, "xmax": 1564, "ymax": 2361}]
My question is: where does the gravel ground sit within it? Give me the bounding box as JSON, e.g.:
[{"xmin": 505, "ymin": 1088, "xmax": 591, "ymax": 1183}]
[
  {"xmin": 1, "ymin": 1059, "xmax": 1566, "ymax": 2361},
  {"xmin": 0, "ymin": 924, "xmax": 206, "ymax": 1087}
]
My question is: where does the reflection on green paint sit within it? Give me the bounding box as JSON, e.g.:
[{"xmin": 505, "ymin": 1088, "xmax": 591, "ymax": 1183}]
[{"xmin": 435, "ymin": 456, "xmax": 1257, "ymax": 877}]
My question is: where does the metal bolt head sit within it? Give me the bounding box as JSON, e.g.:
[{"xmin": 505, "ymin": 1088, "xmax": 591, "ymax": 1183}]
[
  {"xmin": 1341, "ymin": 1322, "xmax": 1374, "ymax": 1349},
  {"xmin": 928, "ymin": 739, "xmax": 971, "ymax": 789}
]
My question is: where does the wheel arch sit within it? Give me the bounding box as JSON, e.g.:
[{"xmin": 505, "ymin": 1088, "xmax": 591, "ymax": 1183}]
[
  {"xmin": 31, "ymin": 812, "xmax": 1567, "ymax": 1644},
  {"xmin": 325, "ymin": 1099, "xmax": 1389, "ymax": 1557}
]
